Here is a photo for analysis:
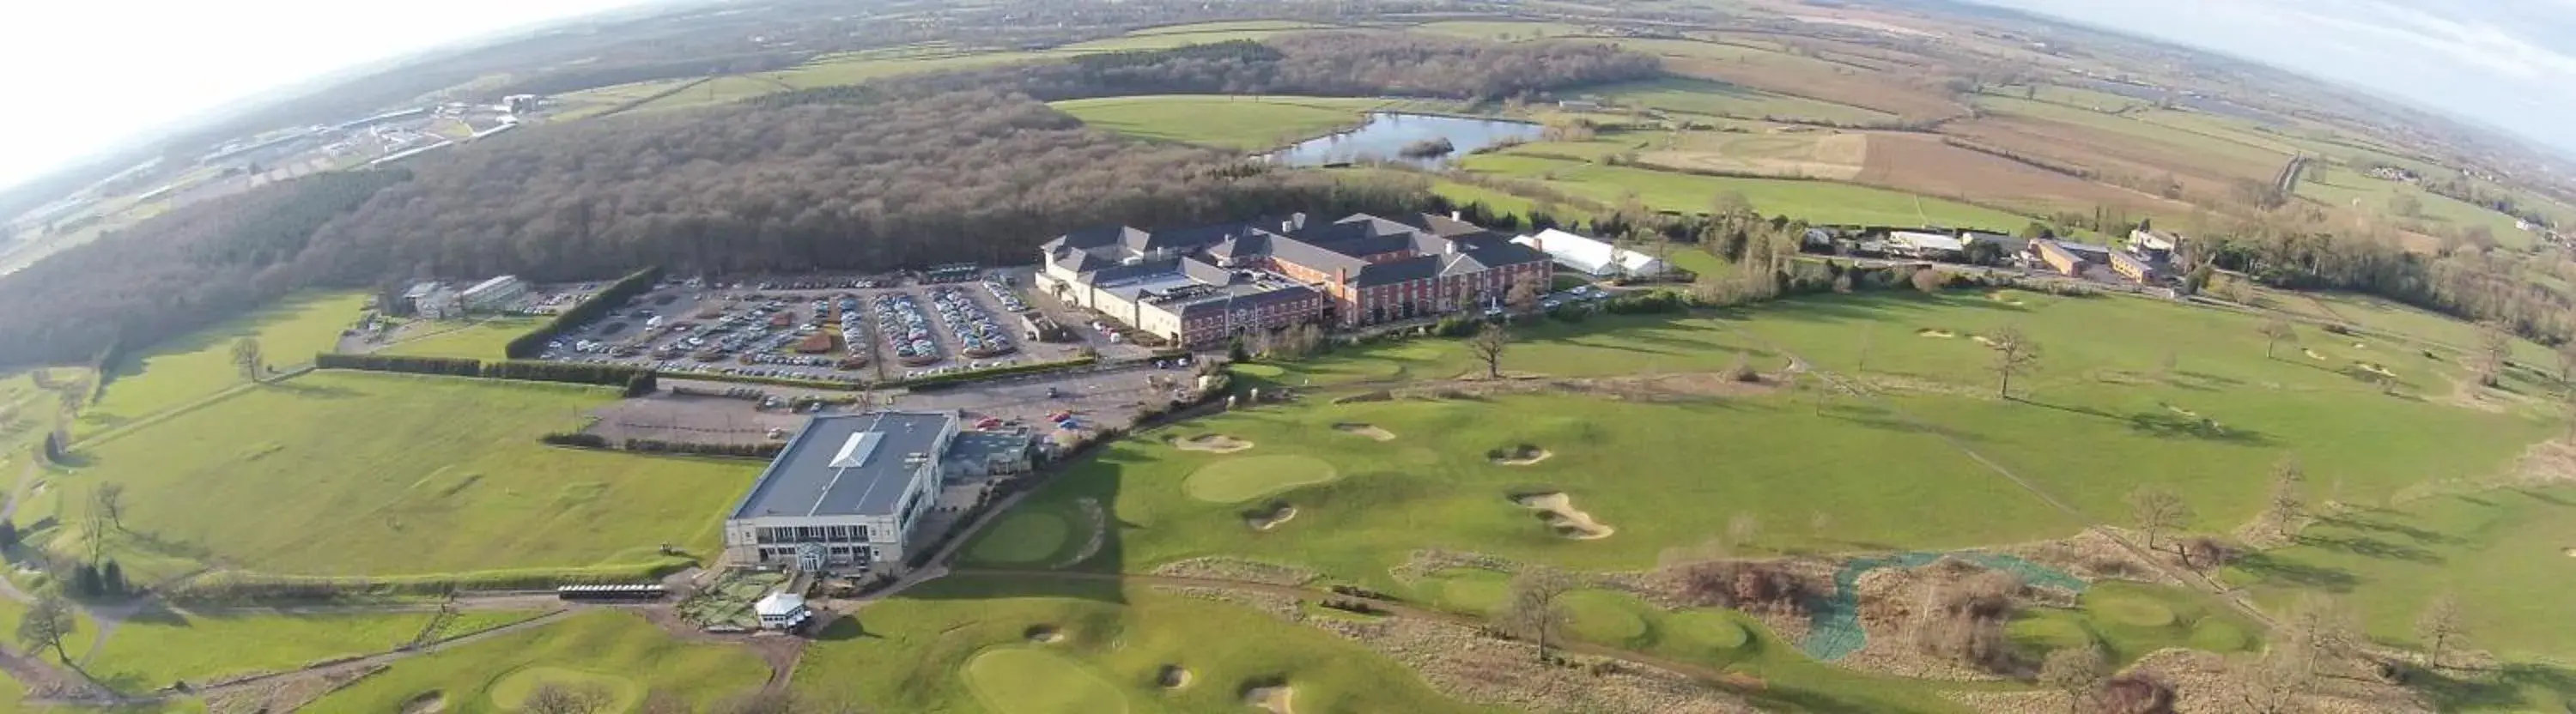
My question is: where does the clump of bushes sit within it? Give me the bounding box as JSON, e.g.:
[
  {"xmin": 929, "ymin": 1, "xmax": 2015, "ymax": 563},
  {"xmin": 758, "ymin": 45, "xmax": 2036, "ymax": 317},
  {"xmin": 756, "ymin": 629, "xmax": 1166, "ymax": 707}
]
[
  {"xmin": 1908, "ymin": 569, "xmax": 2026, "ymax": 673},
  {"xmin": 1675, "ymin": 560, "xmax": 1813, "ymax": 614}
]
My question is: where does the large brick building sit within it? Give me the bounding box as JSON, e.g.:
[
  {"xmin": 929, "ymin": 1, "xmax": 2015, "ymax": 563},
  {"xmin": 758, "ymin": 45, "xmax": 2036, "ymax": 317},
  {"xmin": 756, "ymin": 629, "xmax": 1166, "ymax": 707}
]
[{"xmin": 1037, "ymin": 213, "xmax": 1552, "ymax": 347}]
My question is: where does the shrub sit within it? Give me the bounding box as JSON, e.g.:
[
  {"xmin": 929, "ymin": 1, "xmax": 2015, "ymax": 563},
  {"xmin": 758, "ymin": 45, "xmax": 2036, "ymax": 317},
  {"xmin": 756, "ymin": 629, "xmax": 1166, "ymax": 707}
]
[
  {"xmin": 540, "ymin": 433, "xmax": 611, "ymax": 449},
  {"xmin": 1722, "ymin": 354, "xmax": 1759, "ymax": 383},
  {"xmin": 1676, "ymin": 560, "xmax": 1811, "ymax": 614},
  {"xmin": 1910, "ymin": 570, "xmax": 2026, "ymax": 672}
]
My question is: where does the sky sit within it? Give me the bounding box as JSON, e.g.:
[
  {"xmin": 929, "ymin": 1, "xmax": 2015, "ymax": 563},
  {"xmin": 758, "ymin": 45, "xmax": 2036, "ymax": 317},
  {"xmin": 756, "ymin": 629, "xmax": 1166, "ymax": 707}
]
[
  {"xmin": 1966, "ymin": 0, "xmax": 2576, "ymax": 157},
  {"xmin": 3, "ymin": 0, "xmax": 2575, "ymax": 193},
  {"xmin": 0, "ymin": 0, "xmax": 649, "ymax": 192}
]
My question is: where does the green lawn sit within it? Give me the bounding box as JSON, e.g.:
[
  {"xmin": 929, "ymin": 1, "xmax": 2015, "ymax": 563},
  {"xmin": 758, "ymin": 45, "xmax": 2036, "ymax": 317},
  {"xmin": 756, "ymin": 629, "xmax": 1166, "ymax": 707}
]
[
  {"xmin": 1589, "ymin": 77, "xmax": 1893, "ymax": 124},
  {"xmin": 2008, "ymin": 581, "xmax": 2258, "ymax": 665},
  {"xmin": 2296, "ymin": 173, "xmax": 2538, "ymax": 249},
  {"xmin": 380, "ymin": 318, "xmax": 544, "ymax": 360},
  {"xmin": 2295, "ymin": 291, "xmax": 2558, "ymax": 366},
  {"xmin": 1457, "ymin": 153, "xmax": 2035, "ymax": 228},
  {"xmin": 306, "ymin": 611, "xmax": 769, "ymax": 713},
  {"xmin": 2220, "ymin": 487, "xmax": 2576, "ymax": 711},
  {"xmin": 767, "ymin": 51, "xmax": 1066, "ymax": 90},
  {"xmin": 86, "ymin": 610, "xmax": 440, "ymax": 693},
  {"xmin": 81, "ymin": 292, "xmax": 368, "ymax": 438},
  {"xmin": 63, "ymin": 371, "xmax": 761, "ymax": 578},
  {"xmin": 632, "ymin": 76, "xmax": 795, "ymax": 112},
  {"xmin": 1050, "ymin": 95, "xmax": 1406, "ymax": 150},
  {"xmin": 793, "ymin": 576, "xmax": 1491, "ymax": 713}
]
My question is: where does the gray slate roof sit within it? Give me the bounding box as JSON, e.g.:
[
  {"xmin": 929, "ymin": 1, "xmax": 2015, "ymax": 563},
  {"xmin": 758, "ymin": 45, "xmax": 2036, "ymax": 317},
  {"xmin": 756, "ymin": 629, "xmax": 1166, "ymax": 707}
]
[{"xmin": 729, "ymin": 412, "xmax": 954, "ymax": 520}]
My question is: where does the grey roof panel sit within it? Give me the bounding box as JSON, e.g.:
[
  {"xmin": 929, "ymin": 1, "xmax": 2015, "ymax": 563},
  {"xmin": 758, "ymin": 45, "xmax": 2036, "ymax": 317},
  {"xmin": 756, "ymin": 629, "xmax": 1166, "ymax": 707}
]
[{"xmin": 730, "ymin": 412, "xmax": 954, "ymax": 520}]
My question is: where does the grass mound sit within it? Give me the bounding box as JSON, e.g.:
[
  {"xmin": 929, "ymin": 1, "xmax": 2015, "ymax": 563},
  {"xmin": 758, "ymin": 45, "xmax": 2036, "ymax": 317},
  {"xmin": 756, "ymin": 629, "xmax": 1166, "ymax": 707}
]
[
  {"xmin": 1182, "ymin": 455, "xmax": 1339, "ymax": 503},
  {"xmin": 1560, "ymin": 590, "xmax": 1650, "ymax": 645},
  {"xmin": 971, "ymin": 511, "xmax": 1072, "ymax": 565},
  {"xmin": 2094, "ymin": 594, "xmax": 2178, "ymax": 627},
  {"xmin": 1664, "ymin": 610, "xmax": 1752, "ymax": 652},
  {"xmin": 488, "ymin": 667, "xmax": 642, "ymax": 713},
  {"xmin": 964, "ymin": 647, "xmax": 1127, "ymax": 714}
]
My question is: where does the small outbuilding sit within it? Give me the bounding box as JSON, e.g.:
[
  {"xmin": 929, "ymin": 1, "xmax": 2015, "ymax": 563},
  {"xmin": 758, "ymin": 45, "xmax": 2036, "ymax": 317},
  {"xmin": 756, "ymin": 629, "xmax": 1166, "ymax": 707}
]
[{"xmin": 754, "ymin": 591, "xmax": 812, "ymax": 630}]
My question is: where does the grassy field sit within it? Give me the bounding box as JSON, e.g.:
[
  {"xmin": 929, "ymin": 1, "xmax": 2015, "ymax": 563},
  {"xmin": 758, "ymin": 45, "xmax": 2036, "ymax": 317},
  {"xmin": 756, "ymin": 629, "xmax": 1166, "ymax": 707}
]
[
  {"xmin": 1589, "ymin": 77, "xmax": 1894, "ymax": 124},
  {"xmin": 379, "ymin": 317, "xmax": 545, "ymax": 360},
  {"xmin": 1413, "ymin": 20, "xmax": 1595, "ymax": 40},
  {"xmin": 1049, "ymin": 95, "xmax": 1406, "ymax": 150},
  {"xmin": 79, "ymin": 292, "xmax": 368, "ymax": 438},
  {"xmin": 85, "ymin": 610, "xmax": 441, "ymax": 693},
  {"xmin": 1056, "ymin": 21, "xmax": 1332, "ymax": 51},
  {"xmin": 2220, "ymin": 487, "xmax": 2576, "ymax": 711},
  {"xmin": 794, "ymin": 576, "xmax": 1492, "ymax": 712},
  {"xmin": 59, "ymin": 371, "xmax": 760, "ymax": 578},
  {"xmin": 2293, "ymin": 291, "xmax": 2558, "ymax": 366},
  {"xmin": 632, "ymin": 76, "xmax": 796, "ymax": 112},
  {"xmin": 2296, "ymin": 172, "xmax": 2538, "ymax": 249},
  {"xmin": 307, "ymin": 611, "xmax": 769, "ymax": 713},
  {"xmin": 1457, "ymin": 153, "xmax": 2036, "ymax": 228},
  {"xmin": 1971, "ymin": 95, "xmax": 2290, "ymax": 181}
]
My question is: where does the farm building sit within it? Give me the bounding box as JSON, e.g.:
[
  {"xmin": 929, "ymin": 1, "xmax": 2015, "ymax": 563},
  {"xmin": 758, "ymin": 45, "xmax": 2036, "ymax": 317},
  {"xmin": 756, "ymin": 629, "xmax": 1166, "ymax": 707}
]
[
  {"xmin": 1885, "ymin": 231, "xmax": 1966, "ymax": 260},
  {"xmin": 2034, "ymin": 239, "xmax": 2112, "ymax": 277},
  {"xmin": 402, "ymin": 281, "xmax": 461, "ymax": 319},
  {"xmin": 722, "ymin": 411, "xmax": 962, "ymax": 572},
  {"xmin": 458, "ymin": 275, "xmax": 529, "ymax": 312},
  {"xmin": 2110, "ymin": 250, "xmax": 2167, "ymax": 284},
  {"xmin": 1511, "ymin": 228, "xmax": 1668, "ymax": 278}
]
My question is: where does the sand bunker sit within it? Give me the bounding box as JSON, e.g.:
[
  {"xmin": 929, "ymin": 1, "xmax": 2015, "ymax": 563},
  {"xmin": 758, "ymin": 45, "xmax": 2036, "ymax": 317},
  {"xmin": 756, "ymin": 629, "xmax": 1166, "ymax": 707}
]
[
  {"xmin": 1173, "ymin": 434, "xmax": 1254, "ymax": 453},
  {"xmin": 1984, "ymin": 292, "xmax": 2027, "ymax": 306},
  {"xmin": 400, "ymin": 692, "xmax": 447, "ymax": 714},
  {"xmin": 1513, "ymin": 492, "xmax": 1614, "ymax": 540},
  {"xmin": 2356, "ymin": 362, "xmax": 2397, "ymax": 378},
  {"xmin": 2305, "ymin": 348, "xmax": 2329, "ymax": 360},
  {"xmin": 1025, "ymin": 626, "xmax": 1064, "ymax": 644},
  {"xmin": 2163, "ymin": 403, "xmax": 2202, "ymax": 419},
  {"xmin": 1971, "ymin": 335, "xmax": 2000, "ymax": 348},
  {"xmin": 2562, "ymin": 547, "xmax": 2576, "ymax": 558},
  {"xmin": 1917, "ymin": 329, "xmax": 1958, "ymax": 338},
  {"xmin": 1157, "ymin": 665, "xmax": 1193, "ymax": 688},
  {"xmin": 2353, "ymin": 342, "xmax": 2368, "ymax": 349},
  {"xmin": 1489, "ymin": 445, "xmax": 1552, "ymax": 466},
  {"xmin": 1244, "ymin": 685, "xmax": 1297, "ymax": 714},
  {"xmin": 1332, "ymin": 423, "xmax": 1397, "ymax": 441},
  {"xmin": 1246, "ymin": 503, "xmax": 1298, "ymax": 531}
]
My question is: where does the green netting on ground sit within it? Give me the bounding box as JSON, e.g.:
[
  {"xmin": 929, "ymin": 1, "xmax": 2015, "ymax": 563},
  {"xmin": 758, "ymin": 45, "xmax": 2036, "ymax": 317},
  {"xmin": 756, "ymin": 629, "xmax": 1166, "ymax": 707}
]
[{"xmin": 1799, "ymin": 551, "xmax": 2085, "ymax": 661}]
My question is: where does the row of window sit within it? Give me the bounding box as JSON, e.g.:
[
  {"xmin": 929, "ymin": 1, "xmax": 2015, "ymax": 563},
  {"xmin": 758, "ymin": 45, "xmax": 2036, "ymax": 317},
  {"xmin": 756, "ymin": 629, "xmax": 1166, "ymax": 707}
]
[
  {"xmin": 755, "ymin": 545, "xmax": 878, "ymax": 561},
  {"xmin": 753, "ymin": 523, "xmax": 873, "ymax": 544}
]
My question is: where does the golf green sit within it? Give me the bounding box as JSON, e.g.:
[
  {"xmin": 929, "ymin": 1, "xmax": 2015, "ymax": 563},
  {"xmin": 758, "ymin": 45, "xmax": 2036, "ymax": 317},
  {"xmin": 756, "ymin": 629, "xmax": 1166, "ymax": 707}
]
[
  {"xmin": 971, "ymin": 511, "xmax": 1072, "ymax": 565},
  {"xmin": 1419, "ymin": 568, "xmax": 1510, "ymax": 614},
  {"xmin": 1664, "ymin": 610, "xmax": 1752, "ymax": 651},
  {"xmin": 1562, "ymin": 590, "xmax": 1650, "ymax": 645},
  {"xmin": 1182, "ymin": 455, "xmax": 1340, "ymax": 503},
  {"xmin": 2188, "ymin": 620, "xmax": 2252, "ymax": 651},
  {"xmin": 487, "ymin": 666, "xmax": 642, "ymax": 712},
  {"xmin": 964, "ymin": 647, "xmax": 1130, "ymax": 714}
]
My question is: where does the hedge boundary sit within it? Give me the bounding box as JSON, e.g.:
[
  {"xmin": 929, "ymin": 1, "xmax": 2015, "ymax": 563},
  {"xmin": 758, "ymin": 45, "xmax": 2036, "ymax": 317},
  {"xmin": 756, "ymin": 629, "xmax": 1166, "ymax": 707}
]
[{"xmin": 504, "ymin": 266, "xmax": 664, "ymax": 360}]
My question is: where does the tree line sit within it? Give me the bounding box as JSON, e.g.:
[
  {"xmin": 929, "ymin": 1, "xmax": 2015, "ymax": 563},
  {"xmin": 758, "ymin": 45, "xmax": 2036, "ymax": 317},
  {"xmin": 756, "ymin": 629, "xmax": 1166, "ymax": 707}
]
[
  {"xmin": 315, "ymin": 353, "xmax": 659, "ymax": 396},
  {"xmin": 760, "ymin": 33, "xmax": 1662, "ymax": 106}
]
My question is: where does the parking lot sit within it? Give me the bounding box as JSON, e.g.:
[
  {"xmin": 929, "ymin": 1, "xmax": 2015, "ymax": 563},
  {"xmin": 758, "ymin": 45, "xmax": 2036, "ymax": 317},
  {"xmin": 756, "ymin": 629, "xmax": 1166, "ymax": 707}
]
[
  {"xmin": 535, "ymin": 270, "xmax": 1096, "ymax": 384},
  {"xmin": 589, "ymin": 360, "xmax": 1199, "ymax": 450}
]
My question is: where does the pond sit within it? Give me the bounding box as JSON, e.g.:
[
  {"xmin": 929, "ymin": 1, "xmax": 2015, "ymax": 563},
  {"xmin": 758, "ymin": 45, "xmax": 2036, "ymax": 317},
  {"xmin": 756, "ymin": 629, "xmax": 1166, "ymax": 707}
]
[{"xmin": 1266, "ymin": 112, "xmax": 1545, "ymax": 168}]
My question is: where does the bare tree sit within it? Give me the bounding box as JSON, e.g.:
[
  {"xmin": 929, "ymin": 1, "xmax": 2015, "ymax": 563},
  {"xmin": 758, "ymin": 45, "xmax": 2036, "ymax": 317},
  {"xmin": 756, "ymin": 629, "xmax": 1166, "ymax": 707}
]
[
  {"xmin": 231, "ymin": 336, "xmax": 264, "ymax": 384},
  {"xmin": 2415, "ymin": 593, "xmax": 2466, "ymax": 671},
  {"xmin": 2477, "ymin": 321, "xmax": 2512, "ymax": 387},
  {"xmin": 1467, "ymin": 323, "xmax": 1510, "ymax": 379},
  {"xmin": 2039, "ymin": 646, "xmax": 2109, "ymax": 714},
  {"xmin": 15, "ymin": 594, "xmax": 74, "ymax": 663},
  {"xmin": 2282, "ymin": 594, "xmax": 2359, "ymax": 679},
  {"xmin": 523, "ymin": 682, "xmax": 617, "ymax": 714},
  {"xmin": 2125, "ymin": 486, "xmax": 2190, "ymax": 551},
  {"xmin": 2230, "ymin": 647, "xmax": 2313, "ymax": 714},
  {"xmin": 94, "ymin": 482, "xmax": 125, "ymax": 532},
  {"xmin": 2266, "ymin": 456, "xmax": 2303, "ymax": 534},
  {"xmin": 1990, "ymin": 326, "xmax": 2039, "ymax": 399},
  {"xmin": 1504, "ymin": 566, "xmax": 1577, "ymax": 662},
  {"xmin": 2557, "ymin": 342, "xmax": 2576, "ymax": 384},
  {"xmin": 2257, "ymin": 318, "xmax": 2296, "ymax": 360},
  {"xmin": 1506, "ymin": 279, "xmax": 1543, "ymax": 316}
]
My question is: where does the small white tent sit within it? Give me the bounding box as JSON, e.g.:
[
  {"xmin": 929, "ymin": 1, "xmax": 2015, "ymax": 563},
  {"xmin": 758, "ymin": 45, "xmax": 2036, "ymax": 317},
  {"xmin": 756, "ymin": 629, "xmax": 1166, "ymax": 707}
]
[{"xmin": 754, "ymin": 591, "xmax": 812, "ymax": 629}]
